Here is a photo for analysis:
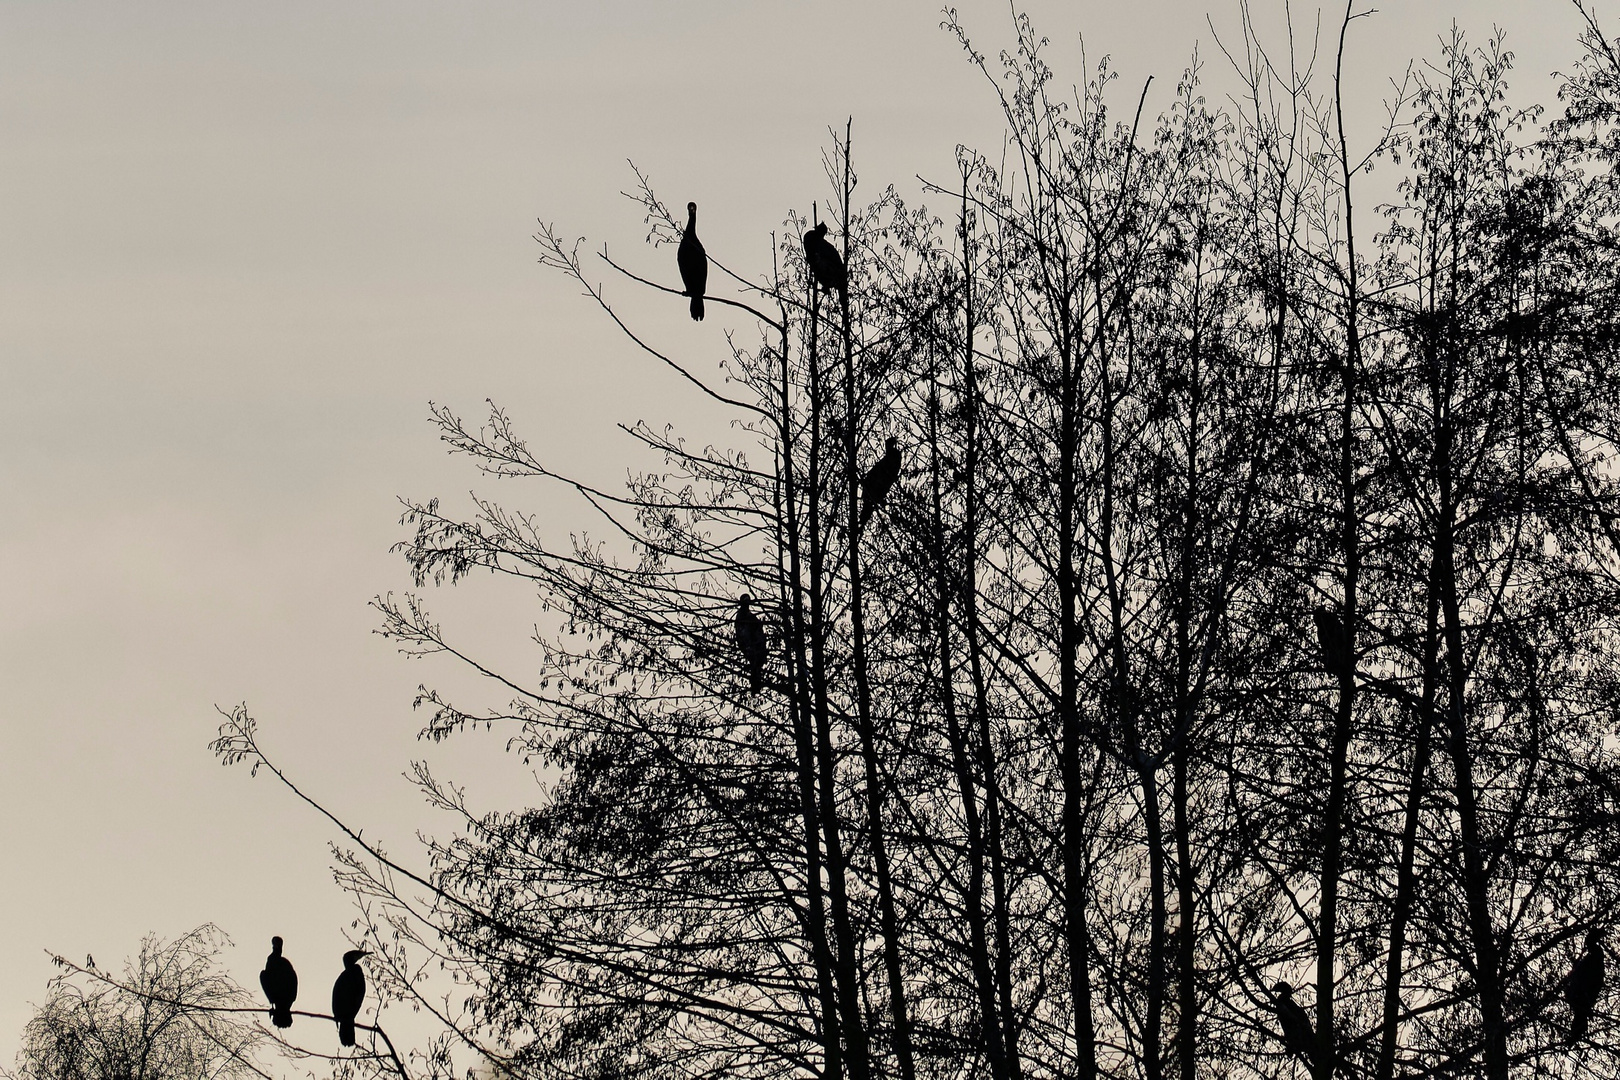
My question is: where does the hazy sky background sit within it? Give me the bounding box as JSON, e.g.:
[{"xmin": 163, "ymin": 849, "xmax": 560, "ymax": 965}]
[{"xmin": 0, "ymin": 0, "xmax": 1598, "ymax": 1063}]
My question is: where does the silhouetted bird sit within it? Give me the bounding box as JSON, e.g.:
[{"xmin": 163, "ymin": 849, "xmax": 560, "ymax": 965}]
[
  {"xmin": 735, "ymin": 594, "xmax": 767, "ymax": 694},
  {"xmin": 331, "ymin": 949, "xmax": 369, "ymax": 1047},
  {"xmin": 259, "ymin": 936, "xmax": 298, "ymax": 1029},
  {"xmin": 1272, "ymin": 982, "xmax": 1315, "ymax": 1061},
  {"xmin": 858, "ymin": 437, "xmax": 902, "ymax": 530},
  {"xmin": 803, "ymin": 222, "xmax": 847, "ymax": 296},
  {"xmin": 1313, "ymin": 607, "xmax": 1352, "ymax": 677},
  {"xmin": 1569, "ymin": 930, "xmax": 1606, "ymax": 1043},
  {"xmin": 678, "ymin": 201, "xmax": 708, "ymax": 321}
]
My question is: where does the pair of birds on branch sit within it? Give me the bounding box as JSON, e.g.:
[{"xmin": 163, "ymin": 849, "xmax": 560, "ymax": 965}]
[
  {"xmin": 676, "ymin": 202, "xmax": 847, "ymax": 322},
  {"xmin": 729, "ymin": 439, "xmax": 902, "ymax": 696},
  {"xmin": 1269, "ymin": 931, "xmax": 1605, "ymax": 1060},
  {"xmin": 258, "ymin": 937, "xmax": 370, "ymax": 1047}
]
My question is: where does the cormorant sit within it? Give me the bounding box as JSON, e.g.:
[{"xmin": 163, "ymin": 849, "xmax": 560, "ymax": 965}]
[
  {"xmin": 678, "ymin": 201, "xmax": 707, "ymax": 321},
  {"xmin": 1569, "ymin": 930, "xmax": 1606, "ymax": 1043},
  {"xmin": 1272, "ymin": 982, "xmax": 1315, "ymax": 1061},
  {"xmin": 259, "ymin": 936, "xmax": 298, "ymax": 1029},
  {"xmin": 735, "ymin": 594, "xmax": 767, "ymax": 694},
  {"xmin": 331, "ymin": 949, "xmax": 369, "ymax": 1047},
  {"xmin": 858, "ymin": 437, "xmax": 902, "ymax": 530},
  {"xmin": 803, "ymin": 222, "xmax": 847, "ymax": 296},
  {"xmin": 1313, "ymin": 606, "xmax": 1352, "ymax": 677}
]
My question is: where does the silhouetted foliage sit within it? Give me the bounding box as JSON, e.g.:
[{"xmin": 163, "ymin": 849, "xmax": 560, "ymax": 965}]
[
  {"xmin": 206, "ymin": 6, "xmax": 1620, "ymax": 1080},
  {"xmin": 8, "ymin": 927, "xmax": 270, "ymax": 1080}
]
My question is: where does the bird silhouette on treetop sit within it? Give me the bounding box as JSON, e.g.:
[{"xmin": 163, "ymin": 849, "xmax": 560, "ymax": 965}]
[
  {"xmin": 678, "ymin": 201, "xmax": 707, "ymax": 321},
  {"xmin": 735, "ymin": 594, "xmax": 767, "ymax": 695},
  {"xmin": 331, "ymin": 949, "xmax": 369, "ymax": 1048},
  {"xmin": 859, "ymin": 437, "xmax": 902, "ymax": 530},
  {"xmin": 1568, "ymin": 929, "xmax": 1606, "ymax": 1044},
  {"xmin": 803, "ymin": 221, "xmax": 847, "ymax": 296},
  {"xmin": 259, "ymin": 936, "xmax": 297, "ymax": 1029}
]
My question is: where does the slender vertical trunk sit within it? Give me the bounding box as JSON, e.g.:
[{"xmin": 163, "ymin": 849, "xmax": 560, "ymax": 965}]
[
  {"xmin": 1375, "ymin": 572, "xmax": 1440, "ymax": 1080},
  {"xmin": 776, "ymin": 326, "xmax": 844, "ymax": 1080},
  {"xmin": 834, "ymin": 127, "xmax": 918, "ymax": 1080},
  {"xmin": 1060, "ymin": 322, "xmax": 1098, "ymax": 1080},
  {"xmin": 1172, "ymin": 241, "xmax": 1206, "ymax": 1080},
  {"xmin": 805, "ymin": 265, "xmax": 873, "ymax": 1080},
  {"xmin": 1315, "ymin": 335, "xmax": 1358, "ymax": 1080},
  {"xmin": 958, "ymin": 172, "xmax": 1022, "ymax": 1080},
  {"xmin": 1432, "ymin": 90, "xmax": 1508, "ymax": 1080},
  {"xmin": 1320, "ymin": 11, "xmax": 1364, "ymax": 1074},
  {"xmin": 928, "ymin": 185, "xmax": 1011, "ymax": 1080},
  {"xmin": 1438, "ymin": 467, "xmax": 1509, "ymax": 1080},
  {"xmin": 1141, "ymin": 762, "xmax": 1168, "ymax": 1080},
  {"xmin": 1171, "ymin": 744, "xmax": 1195, "ymax": 1080},
  {"xmin": 1171, "ymin": 578, "xmax": 1195, "ymax": 1080},
  {"xmin": 928, "ymin": 360, "xmax": 1009, "ymax": 1080}
]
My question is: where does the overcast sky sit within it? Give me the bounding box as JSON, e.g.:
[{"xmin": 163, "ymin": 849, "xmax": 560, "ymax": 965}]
[{"xmin": 0, "ymin": 0, "xmax": 1597, "ymax": 1063}]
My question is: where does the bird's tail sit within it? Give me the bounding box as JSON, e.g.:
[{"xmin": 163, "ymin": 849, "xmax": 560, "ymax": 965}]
[
  {"xmin": 750, "ymin": 663, "xmax": 763, "ymax": 694},
  {"xmin": 1573, "ymin": 1010, "xmax": 1590, "ymax": 1044},
  {"xmin": 339, "ymin": 1019, "xmax": 356, "ymax": 1047},
  {"xmin": 690, "ymin": 295, "xmax": 704, "ymax": 321},
  {"xmin": 272, "ymin": 1006, "xmax": 292, "ymax": 1029}
]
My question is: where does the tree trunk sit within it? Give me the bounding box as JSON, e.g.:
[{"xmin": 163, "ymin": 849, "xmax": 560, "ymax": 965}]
[
  {"xmin": 776, "ymin": 325, "xmax": 844, "ymax": 1080},
  {"xmin": 836, "ymin": 130, "xmax": 918, "ymax": 1080},
  {"xmin": 1374, "ymin": 575, "xmax": 1440, "ymax": 1080},
  {"xmin": 805, "ymin": 268, "xmax": 873, "ymax": 1080}
]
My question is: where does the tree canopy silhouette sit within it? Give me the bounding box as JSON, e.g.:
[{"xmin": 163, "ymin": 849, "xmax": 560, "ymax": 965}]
[{"xmin": 182, "ymin": 6, "xmax": 1620, "ymax": 1080}]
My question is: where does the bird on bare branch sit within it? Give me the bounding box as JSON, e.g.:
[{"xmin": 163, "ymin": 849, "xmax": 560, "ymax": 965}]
[
  {"xmin": 1272, "ymin": 982, "xmax": 1315, "ymax": 1063},
  {"xmin": 1313, "ymin": 606, "xmax": 1352, "ymax": 678},
  {"xmin": 1569, "ymin": 929, "xmax": 1606, "ymax": 1043},
  {"xmin": 678, "ymin": 201, "xmax": 708, "ymax": 321},
  {"xmin": 331, "ymin": 949, "xmax": 368, "ymax": 1047},
  {"xmin": 259, "ymin": 936, "xmax": 297, "ymax": 1029},
  {"xmin": 803, "ymin": 221, "xmax": 846, "ymax": 296},
  {"xmin": 735, "ymin": 595, "xmax": 767, "ymax": 694},
  {"xmin": 859, "ymin": 437, "xmax": 901, "ymax": 530}
]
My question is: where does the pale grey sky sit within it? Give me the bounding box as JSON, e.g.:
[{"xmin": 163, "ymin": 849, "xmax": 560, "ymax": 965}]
[{"xmin": 0, "ymin": 0, "xmax": 1593, "ymax": 1063}]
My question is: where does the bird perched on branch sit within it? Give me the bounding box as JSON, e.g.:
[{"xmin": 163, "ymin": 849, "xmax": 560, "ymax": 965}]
[
  {"xmin": 803, "ymin": 221, "xmax": 847, "ymax": 296},
  {"xmin": 859, "ymin": 437, "xmax": 902, "ymax": 530},
  {"xmin": 735, "ymin": 594, "xmax": 767, "ymax": 694},
  {"xmin": 677, "ymin": 201, "xmax": 707, "ymax": 321},
  {"xmin": 1313, "ymin": 606, "xmax": 1352, "ymax": 678},
  {"xmin": 1272, "ymin": 982, "xmax": 1315, "ymax": 1061},
  {"xmin": 331, "ymin": 949, "xmax": 369, "ymax": 1047},
  {"xmin": 259, "ymin": 936, "xmax": 297, "ymax": 1029},
  {"xmin": 1568, "ymin": 930, "xmax": 1606, "ymax": 1043}
]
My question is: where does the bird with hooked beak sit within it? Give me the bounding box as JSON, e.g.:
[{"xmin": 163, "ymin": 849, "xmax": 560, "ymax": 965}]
[
  {"xmin": 678, "ymin": 201, "xmax": 707, "ymax": 320},
  {"xmin": 331, "ymin": 949, "xmax": 370, "ymax": 1047}
]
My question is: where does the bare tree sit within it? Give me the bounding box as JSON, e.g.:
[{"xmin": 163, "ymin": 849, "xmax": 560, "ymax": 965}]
[{"xmin": 8, "ymin": 927, "xmax": 272, "ymax": 1080}]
